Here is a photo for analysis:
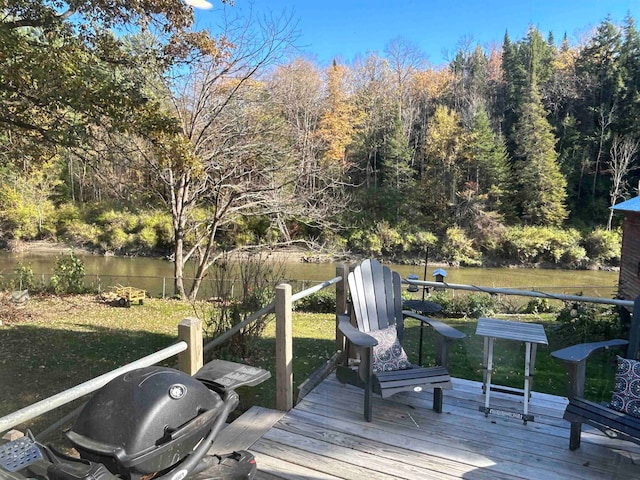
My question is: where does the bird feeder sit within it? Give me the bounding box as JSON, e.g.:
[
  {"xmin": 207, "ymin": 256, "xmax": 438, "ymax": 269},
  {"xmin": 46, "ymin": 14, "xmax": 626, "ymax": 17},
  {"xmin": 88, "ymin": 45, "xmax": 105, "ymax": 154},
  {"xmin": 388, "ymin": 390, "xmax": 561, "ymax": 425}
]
[
  {"xmin": 406, "ymin": 274, "xmax": 419, "ymax": 292},
  {"xmin": 432, "ymin": 268, "xmax": 447, "ymax": 286}
]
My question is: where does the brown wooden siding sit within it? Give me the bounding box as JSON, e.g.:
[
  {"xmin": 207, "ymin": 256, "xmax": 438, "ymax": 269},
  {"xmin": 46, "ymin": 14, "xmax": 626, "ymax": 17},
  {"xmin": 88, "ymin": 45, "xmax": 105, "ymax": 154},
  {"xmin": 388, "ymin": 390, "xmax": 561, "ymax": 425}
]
[{"xmin": 618, "ymin": 212, "xmax": 640, "ymax": 301}]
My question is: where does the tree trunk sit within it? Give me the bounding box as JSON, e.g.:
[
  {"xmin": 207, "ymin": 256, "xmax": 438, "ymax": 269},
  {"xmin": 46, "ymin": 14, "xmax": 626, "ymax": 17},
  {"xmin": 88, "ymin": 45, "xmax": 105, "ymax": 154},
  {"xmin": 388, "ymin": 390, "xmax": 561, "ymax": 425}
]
[{"xmin": 173, "ymin": 234, "xmax": 187, "ymax": 298}]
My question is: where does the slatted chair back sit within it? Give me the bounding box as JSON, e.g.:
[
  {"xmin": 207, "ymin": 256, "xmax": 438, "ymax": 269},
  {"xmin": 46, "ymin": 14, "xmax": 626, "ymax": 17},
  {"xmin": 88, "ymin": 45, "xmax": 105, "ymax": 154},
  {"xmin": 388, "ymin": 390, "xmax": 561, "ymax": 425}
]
[
  {"xmin": 337, "ymin": 258, "xmax": 465, "ymax": 421},
  {"xmin": 349, "ymin": 259, "xmax": 403, "ymax": 338}
]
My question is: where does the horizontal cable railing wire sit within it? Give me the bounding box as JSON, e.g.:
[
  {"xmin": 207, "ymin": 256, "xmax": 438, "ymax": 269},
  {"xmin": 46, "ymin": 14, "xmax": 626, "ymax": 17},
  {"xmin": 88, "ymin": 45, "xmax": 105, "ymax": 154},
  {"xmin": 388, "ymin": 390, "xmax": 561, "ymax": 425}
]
[{"xmin": 404, "ymin": 279, "xmax": 633, "ymax": 308}]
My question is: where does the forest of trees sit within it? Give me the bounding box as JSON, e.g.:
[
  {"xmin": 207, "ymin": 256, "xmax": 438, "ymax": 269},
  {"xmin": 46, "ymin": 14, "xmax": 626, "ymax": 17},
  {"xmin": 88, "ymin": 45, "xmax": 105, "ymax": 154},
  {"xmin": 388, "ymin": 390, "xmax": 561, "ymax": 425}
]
[{"xmin": 1, "ymin": 2, "xmax": 638, "ymax": 297}]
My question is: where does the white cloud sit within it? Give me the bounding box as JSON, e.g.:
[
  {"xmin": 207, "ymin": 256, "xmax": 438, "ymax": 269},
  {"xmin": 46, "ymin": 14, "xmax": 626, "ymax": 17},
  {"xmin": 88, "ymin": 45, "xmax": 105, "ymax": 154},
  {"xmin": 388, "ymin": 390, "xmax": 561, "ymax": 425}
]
[{"xmin": 184, "ymin": 0, "xmax": 213, "ymax": 10}]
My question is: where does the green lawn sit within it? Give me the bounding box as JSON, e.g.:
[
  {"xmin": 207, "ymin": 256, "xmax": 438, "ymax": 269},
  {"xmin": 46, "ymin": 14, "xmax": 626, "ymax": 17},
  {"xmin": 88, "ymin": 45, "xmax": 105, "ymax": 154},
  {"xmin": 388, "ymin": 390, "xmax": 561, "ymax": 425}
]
[{"xmin": 0, "ymin": 294, "xmax": 622, "ymax": 438}]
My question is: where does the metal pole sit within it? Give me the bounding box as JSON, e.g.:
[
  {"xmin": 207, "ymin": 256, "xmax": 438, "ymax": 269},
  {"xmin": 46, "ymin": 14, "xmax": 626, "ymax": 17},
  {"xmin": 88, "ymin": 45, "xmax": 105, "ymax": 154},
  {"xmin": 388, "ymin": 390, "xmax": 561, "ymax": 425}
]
[
  {"xmin": 403, "ymin": 279, "xmax": 633, "ymax": 308},
  {"xmin": 418, "ymin": 248, "xmax": 429, "ymax": 366}
]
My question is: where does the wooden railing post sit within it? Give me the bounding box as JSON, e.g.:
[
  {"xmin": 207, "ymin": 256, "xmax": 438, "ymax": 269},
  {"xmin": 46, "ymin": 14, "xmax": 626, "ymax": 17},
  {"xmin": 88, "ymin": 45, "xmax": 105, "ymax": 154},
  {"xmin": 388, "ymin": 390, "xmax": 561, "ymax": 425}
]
[
  {"xmin": 178, "ymin": 317, "xmax": 203, "ymax": 375},
  {"xmin": 336, "ymin": 264, "xmax": 348, "ymax": 351},
  {"xmin": 275, "ymin": 283, "xmax": 293, "ymax": 411}
]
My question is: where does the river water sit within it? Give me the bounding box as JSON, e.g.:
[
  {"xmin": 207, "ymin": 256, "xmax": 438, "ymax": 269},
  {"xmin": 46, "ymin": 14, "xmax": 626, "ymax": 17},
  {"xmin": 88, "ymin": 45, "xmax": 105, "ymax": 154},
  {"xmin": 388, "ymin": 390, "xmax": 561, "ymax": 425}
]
[{"xmin": 0, "ymin": 250, "xmax": 619, "ymax": 300}]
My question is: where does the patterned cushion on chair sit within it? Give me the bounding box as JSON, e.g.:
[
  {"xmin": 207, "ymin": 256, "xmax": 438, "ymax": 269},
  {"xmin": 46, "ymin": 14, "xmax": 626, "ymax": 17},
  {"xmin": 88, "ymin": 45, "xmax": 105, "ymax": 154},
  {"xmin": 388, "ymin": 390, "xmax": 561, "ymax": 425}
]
[
  {"xmin": 610, "ymin": 356, "xmax": 640, "ymax": 418},
  {"xmin": 368, "ymin": 325, "xmax": 410, "ymax": 373}
]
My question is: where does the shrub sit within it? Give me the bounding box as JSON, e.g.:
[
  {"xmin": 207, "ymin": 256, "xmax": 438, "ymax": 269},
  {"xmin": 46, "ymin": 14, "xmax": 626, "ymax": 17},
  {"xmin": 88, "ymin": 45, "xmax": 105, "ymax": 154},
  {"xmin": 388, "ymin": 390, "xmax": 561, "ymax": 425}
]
[
  {"xmin": 376, "ymin": 221, "xmax": 403, "ymax": 256},
  {"xmin": 54, "ymin": 203, "xmax": 81, "ymax": 234},
  {"xmin": 13, "ymin": 263, "xmax": 35, "ymax": 291},
  {"xmin": 501, "ymin": 226, "xmax": 586, "ymax": 265},
  {"xmin": 294, "ymin": 290, "xmax": 336, "ymax": 313},
  {"xmin": 523, "ymin": 297, "xmax": 555, "ymax": 314},
  {"xmin": 429, "ymin": 291, "xmax": 499, "ymax": 318},
  {"xmin": 100, "ymin": 226, "xmax": 129, "ymax": 251},
  {"xmin": 403, "ymin": 230, "xmax": 438, "ymax": 257},
  {"xmin": 561, "ymin": 244, "xmax": 587, "ymax": 266},
  {"xmin": 442, "ymin": 227, "xmax": 481, "ymax": 266},
  {"xmin": 347, "ymin": 229, "xmax": 382, "ymax": 256},
  {"xmin": 583, "ymin": 228, "xmax": 621, "ymax": 266},
  {"xmin": 139, "ymin": 210, "xmax": 173, "ymax": 251},
  {"xmin": 554, "ymin": 302, "xmax": 625, "ymax": 344},
  {"xmin": 150, "ymin": 214, "xmax": 174, "ymax": 250},
  {"xmin": 137, "ymin": 226, "xmax": 158, "ymax": 250},
  {"xmin": 0, "ymin": 184, "xmax": 39, "ymax": 239},
  {"xmin": 0, "ymin": 170, "xmax": 58, "ymax": 240},
  {"xmin": 204, "ymin": 253, "xmax": 285, "ymax": 360},
  {"xmin": 464, "ymin": 292, "xmax": 500, "ymax": 318},
  {"xmin": 49, "ymin": 251, "xmax": 86, "ymax": 294},
  {"xmin": 63, "ymin": 220, "xmax": 101, "ymax": 246}
]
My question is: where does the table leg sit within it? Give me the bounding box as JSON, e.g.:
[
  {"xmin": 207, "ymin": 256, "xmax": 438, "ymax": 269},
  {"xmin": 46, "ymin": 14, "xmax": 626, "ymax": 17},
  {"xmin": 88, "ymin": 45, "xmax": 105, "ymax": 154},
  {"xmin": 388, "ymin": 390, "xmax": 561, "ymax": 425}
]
[
  {"xmin": 482, "ymin": 336, "xmax": 489, "ymax": 393},
  {"xmin": 418, "ymin": 322, "xmax": 424, "ymax": 366},
  {"xmin": 529, "ymin": 343, "xmax": 538, "ymax": 397},
  {"xmin": 523, "ymin": 341, "xmax": 531, "ymax": 423},
  {"xmin": 484, "ymin": 337, "xmax": 495, "ymax": 414}
]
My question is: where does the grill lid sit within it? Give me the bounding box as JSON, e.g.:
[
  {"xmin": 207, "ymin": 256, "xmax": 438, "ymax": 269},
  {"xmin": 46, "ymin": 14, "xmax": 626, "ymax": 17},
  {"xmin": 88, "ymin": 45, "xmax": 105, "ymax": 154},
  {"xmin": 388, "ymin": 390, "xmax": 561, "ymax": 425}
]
[{"xmin": 68, "ymin": 366, "xmax": 223, "ymax": 474}]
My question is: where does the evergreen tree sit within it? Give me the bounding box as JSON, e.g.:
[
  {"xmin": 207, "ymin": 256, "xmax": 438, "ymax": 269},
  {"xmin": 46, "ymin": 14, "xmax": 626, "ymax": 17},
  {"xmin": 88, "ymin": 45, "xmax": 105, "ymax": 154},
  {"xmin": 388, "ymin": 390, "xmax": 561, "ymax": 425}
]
[
  {"xmin": 576, "ymin": 18, "xmax": 623, "ymax": 211},
  {"xmin": 619, "ymin": 14, "xmax": 640, "ymax": 137},
  {"xmin": 449, "ymin": 45, "xmax": 489, "ymax": 126},
  {"xmin": 510, "ymin": 85, "xmax": 568, "ymax": 226},
  {"xmin": 524, "ymin": 26, "xmax": 556, "ymax": 87},
  {"xmin": 501, "ymin": 32, "xmax": 527, "ymax": 150},
  {"xmin": 468, "ymin": 106, "xmax": 509, "ymax": 201},
  {"xmin": 379, "ymin": 112, "xmax": 415, "ymax": 222}
]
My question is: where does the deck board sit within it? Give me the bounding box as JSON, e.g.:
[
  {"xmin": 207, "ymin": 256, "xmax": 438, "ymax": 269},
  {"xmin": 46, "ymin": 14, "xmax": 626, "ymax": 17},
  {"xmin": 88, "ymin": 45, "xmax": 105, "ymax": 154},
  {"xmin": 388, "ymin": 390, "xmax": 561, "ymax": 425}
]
[{"xmin": 224, "ymin": 374, "xmax": 640, "ymax": 479}]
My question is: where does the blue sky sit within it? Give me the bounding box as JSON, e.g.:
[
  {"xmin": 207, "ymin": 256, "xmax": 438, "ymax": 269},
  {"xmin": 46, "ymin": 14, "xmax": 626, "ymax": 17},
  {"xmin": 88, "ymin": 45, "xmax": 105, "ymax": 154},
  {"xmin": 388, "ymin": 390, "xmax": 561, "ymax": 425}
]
[{"xmin": 195, "ymin": 0, "xmax": 640, "ymax": 66}]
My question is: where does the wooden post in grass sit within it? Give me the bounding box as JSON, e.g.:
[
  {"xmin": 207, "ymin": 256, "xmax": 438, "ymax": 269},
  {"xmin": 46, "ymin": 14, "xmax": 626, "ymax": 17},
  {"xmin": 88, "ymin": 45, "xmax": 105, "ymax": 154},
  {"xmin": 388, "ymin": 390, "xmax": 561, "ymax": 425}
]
[
  {"xmin": 275, "ymin": 283, "xmax": 293, "ymax": 411},
  {"xmin": 178, "ymin": 317, "xmax": 203, "ymax": 375}
]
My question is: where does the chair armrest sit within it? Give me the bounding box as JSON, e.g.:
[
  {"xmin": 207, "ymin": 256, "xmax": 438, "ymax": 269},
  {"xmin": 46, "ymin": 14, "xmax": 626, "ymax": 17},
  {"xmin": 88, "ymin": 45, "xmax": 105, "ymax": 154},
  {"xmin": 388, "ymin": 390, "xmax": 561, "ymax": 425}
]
[
  {"xmin": 337, "ymin": 314, "xmax": 377, "ymax": 348},
  {"xmin": 551, "ymin": 339, "xmax": 628, "ymax": 363},
  {"xmin": 403, "ymin": 310, "xmax": 466, "ymax": 340},
  {"xmin": 551, "ymin": 339, "xmax": 628, "ymax": 398}
]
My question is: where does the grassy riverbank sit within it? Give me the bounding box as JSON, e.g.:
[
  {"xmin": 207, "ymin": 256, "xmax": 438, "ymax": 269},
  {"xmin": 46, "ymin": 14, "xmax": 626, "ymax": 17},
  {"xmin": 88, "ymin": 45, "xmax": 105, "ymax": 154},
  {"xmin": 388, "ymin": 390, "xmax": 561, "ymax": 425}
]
[{"xmin": 0, "ymin": 294, "xmax": 621, "ymax": 439}]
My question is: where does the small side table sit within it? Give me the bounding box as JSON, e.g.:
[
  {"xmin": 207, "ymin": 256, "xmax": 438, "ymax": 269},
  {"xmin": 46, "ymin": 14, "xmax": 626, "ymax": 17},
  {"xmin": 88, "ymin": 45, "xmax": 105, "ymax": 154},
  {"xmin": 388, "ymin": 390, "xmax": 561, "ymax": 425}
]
[
  {"xmin": 403, "ymin": 299, "xmax": 442, "ymax": 366},
  {"xmin": 475, "ymin": 318, "xmax": 548, "ymax": 423}
]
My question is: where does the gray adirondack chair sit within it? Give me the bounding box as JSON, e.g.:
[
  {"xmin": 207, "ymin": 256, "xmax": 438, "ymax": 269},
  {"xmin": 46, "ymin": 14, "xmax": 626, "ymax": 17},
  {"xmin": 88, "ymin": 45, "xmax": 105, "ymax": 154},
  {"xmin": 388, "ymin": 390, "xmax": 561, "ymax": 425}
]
[{"xmin": 336, "ymin": 259, "xmax": 466, "ymax": 421}]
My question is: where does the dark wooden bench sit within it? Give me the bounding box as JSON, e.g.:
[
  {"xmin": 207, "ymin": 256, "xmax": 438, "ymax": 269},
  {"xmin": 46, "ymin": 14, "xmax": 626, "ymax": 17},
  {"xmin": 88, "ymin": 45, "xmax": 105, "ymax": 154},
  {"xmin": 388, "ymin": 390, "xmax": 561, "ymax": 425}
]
[{"xmin": 551, "ymin": 296, "xmax": 640, "ymax": 450}]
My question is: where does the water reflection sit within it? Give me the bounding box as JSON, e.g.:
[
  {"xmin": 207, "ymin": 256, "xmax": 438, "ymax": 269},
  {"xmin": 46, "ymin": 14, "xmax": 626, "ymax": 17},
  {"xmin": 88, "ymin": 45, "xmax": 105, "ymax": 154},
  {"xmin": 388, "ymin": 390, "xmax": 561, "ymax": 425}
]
[{"xmin": 0, "ymin": 251, "xmax": 618, "ymax": 299}]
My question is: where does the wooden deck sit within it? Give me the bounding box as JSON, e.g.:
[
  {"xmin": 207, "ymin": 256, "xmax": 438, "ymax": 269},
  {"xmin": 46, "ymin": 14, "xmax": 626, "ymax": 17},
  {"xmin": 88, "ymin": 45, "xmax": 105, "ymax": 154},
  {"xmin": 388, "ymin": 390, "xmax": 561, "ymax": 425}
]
[{"xmin": 211, "ymin": 373, "xmax": 640, "ymax": 480}]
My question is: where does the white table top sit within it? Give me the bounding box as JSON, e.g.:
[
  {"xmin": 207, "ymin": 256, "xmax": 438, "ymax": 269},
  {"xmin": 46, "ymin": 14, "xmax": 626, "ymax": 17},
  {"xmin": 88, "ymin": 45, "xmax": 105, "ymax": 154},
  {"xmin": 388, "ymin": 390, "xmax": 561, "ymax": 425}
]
[{"xmin": 476, "ymin": 318, "xmax": 548, "ymax": 345}]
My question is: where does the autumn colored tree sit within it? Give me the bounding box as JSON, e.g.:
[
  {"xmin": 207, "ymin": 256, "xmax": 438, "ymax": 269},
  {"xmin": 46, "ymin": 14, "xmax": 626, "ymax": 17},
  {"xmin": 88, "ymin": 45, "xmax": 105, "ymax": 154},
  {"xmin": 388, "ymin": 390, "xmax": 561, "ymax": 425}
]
[
  {"xmin": 423, "ymin": 105, "xmax": 466, "ymax": 210},
  {"xmin": 409, "ymin": 67, "xmax": 453, "ymax": 181},
  {"xmin": 317, "ymin": 61, "xmax": 362, "ymax": 166},
  {"xmin": 350, "ymin": 53, "xmax": 396, "ymax": 189}
]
